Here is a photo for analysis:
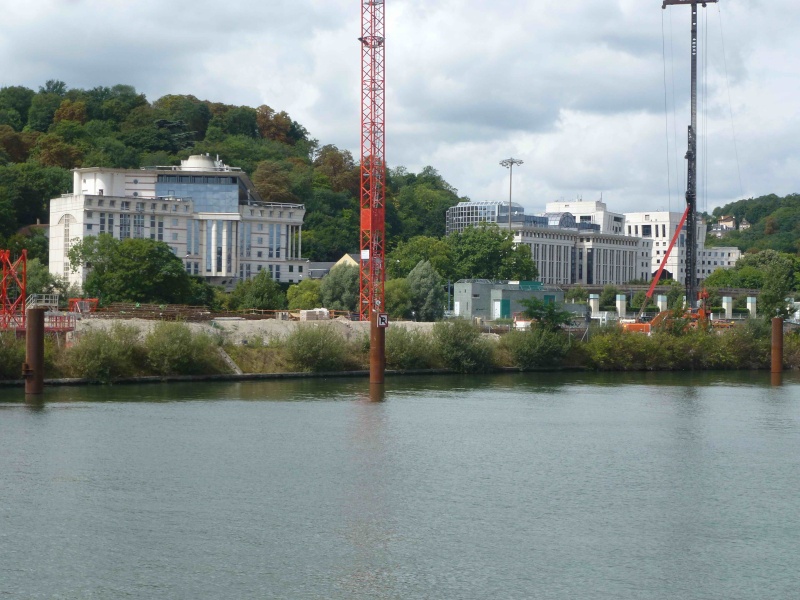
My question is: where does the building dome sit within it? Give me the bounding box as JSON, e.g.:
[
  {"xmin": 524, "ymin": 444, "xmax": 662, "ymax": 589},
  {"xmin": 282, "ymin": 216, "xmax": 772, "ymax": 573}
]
[
  {"xmin": 543, "ymin": 212, "xmax": 576, "ymax": 229},
  {"xmin": 181, "ymin": 154, "xmax": 218, "ymax": 170}
]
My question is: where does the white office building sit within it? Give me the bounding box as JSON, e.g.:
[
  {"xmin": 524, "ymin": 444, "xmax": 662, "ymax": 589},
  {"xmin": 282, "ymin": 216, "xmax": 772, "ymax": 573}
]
[
  {"xmin": 49, "ymin": 154, "xmax": 307, "ymax": 290},
  {"xmin": 624, "ymin": 211, "xmax": 741, "ymax": 285},
  {"xmin": 545, "ymin": 199, "xmax": 626, "ymax": 235},
  {"xmin": 515, "ymin": 227, "xmax": 652, "ymax": 286},
  {"xmin": 445, "ymin": 200, "xmax": 651, "ymax": 285}
]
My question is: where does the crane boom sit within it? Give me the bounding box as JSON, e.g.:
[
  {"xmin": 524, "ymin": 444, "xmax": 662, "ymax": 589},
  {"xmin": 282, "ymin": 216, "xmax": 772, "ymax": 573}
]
[{"xmin": 636, "ymin": 206, "xmax": 689, "ymax": 322}]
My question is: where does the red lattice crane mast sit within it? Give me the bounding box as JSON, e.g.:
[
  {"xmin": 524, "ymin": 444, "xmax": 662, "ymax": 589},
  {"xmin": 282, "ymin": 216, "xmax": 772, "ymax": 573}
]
[
  {"xmin": 359, "ymin": 0, "xmax": 386, "ymax": 324},
  {"xmin": 0, "ymin": 249, "xmax": 27, "ymax": 331}
]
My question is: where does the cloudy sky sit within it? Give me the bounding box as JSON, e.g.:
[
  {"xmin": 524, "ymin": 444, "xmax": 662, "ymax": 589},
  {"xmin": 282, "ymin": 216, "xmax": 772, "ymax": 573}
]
[{"xmin": 1, "ymin": 0, "xmax": 797, "ymax": 215}]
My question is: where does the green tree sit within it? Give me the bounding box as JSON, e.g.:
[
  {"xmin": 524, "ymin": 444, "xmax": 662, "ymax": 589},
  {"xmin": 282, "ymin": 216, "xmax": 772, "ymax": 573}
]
[
  {"xmin": 0, "ymin": 109, "xmax": 22, "ymax": 131},
  {"xmin": 0, "ymin": 161, "xmax": 71, "ymax": 226},
  {"xmin": 519, "ymin": 298, "xmax": 574, "ymax": 331},
  {"xmin": 286, "ymin": 278, "xmax": 322, "ymax": 310},
  {"xmin": 384, "ymin": 278, "xmax": 412, "ymax": 319},
  {"xmin": 312, "ymin": 144, "xmax": 359, "ymax": 195},
  {"xmin": 407, "ymin": 260, "xmax": 446, "ymax": 321},
  {"xmin": 0, "ymin": 86, "xmax": 35, "ymax": 127},
  {"xmin": 320, "ymin": 264, "xmax": 359, "ymax": 312},
  {"xmin": 68, "ymin": 235, "xmax": 194, "ymax": 304},
  {"xmin": 24, "ymin": 258, "xmax": 60, "ymax": 295},
  {"xmin": 222, "ymin": 106, "xmax": 258, "ymax": 137},
  {"xmin": 565, "ymin": 285, "xmax": 589, "ymax": 303},
  {"xmin": 630, "ymin": 290, "xmax": 656, "ymax": 311},
  {"xmin": 26, "ymin": 93, "xmax": 62, "ymax": 132},
  {"xmin": 229, "ymin": 270, "xmax": 286, "ymax": 310},
  {"xmin": 447, "ymin": 224, "xmax": 538, "ymax": 281},
  {"xmin": 251, "ymin": 160, "xmax": 298, "ymax": 203},
  {"xmin": 152, "ymin": 94, "xmax": 211, "ymax": 139},
  {"xmin": 387, "ymin": 236, "xmax": 453, "ymax": 279},
  {"xmin": 3, "ymin": 230, "xmax": 48, "ymax": 264},
  {"xmin": 598, "ymin": 285, "xmax": 619, "ymax": 309}
]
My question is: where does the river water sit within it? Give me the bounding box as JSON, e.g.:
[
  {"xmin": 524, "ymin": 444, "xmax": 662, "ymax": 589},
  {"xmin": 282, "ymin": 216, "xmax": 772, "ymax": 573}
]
[{"xmin": 1, "ymin": 372, "xmax": 799, "ymax": 599}]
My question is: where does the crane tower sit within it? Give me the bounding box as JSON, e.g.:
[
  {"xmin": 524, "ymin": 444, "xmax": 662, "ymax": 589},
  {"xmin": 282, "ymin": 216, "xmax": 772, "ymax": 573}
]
[
  {"xmin": 359, "ymin": 0, "xmax": 386, "ymax": 324},
  {"xmin": 662, "ymin": 0, "xmax": 717, "ymax": 306}
]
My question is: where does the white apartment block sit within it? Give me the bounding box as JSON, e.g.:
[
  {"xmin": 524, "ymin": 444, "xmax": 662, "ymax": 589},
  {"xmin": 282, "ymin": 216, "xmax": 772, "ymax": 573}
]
[
  {"xmin": 624, "ymin": 211, "xmax": 741, "ymax": 285},
  {"xmin": 50, "ymin": 155, "xmax": 307, "ymax": 290}
]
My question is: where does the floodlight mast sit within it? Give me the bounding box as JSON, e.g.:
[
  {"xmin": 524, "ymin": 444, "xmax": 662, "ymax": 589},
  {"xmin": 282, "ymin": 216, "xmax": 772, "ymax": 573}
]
[
  {"xmin": 500, "ymin": 158, "xmax": 523, "ymax": 231},
  {"xmin": 662, "ymin": 0, "xmax": 717, "ymax": 307}
]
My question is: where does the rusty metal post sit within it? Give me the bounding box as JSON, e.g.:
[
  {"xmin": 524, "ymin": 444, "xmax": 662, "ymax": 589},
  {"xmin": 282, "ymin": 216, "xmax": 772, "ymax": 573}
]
[
  {"xmin": 369, "ymin": 310, "xmax": 385, "ymax": 385},
  {"xmin": 23, "ymin": 307, "xmax": 46, "ymax": 395},
  {"xmin": 771, "ymin": 317, "xmax": 784, "ymax": 374}
]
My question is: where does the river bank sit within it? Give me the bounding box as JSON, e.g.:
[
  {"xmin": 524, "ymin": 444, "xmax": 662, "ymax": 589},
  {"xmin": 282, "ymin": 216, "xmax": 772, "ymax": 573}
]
[{"xmin": 1, "ymin": 317, "xmax": 798, "ymax": 386}]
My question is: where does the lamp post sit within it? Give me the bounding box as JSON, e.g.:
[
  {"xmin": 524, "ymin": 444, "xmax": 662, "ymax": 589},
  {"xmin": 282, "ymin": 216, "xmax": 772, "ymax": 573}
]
[{"xmin": 500, "ymin": 158, "xmax": 523, "ymax": 231}]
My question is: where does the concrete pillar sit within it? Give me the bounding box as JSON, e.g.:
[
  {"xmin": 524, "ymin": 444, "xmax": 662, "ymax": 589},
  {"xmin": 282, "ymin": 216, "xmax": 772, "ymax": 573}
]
[
  {"xmin": 589, "ymin": 294, "xmax": 600, "ymax": 315},
  {"xmin": 747, "ymin": 297, "xmax": 757, "ymax": 318},
  {"xmin": 616, "ymin": 294, "xmax": 627, "ymax": 318},
  {"xmin": 656, "ymin": 295, "xmax": 668, "ymax": 312},
  {"xmin": 722, "ymin": 297, "xmax": 733, "ymax": 319}
]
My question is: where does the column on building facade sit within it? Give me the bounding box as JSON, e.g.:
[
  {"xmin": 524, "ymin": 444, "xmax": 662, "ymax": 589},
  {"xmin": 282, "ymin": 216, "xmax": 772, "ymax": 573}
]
[
  {"xmin": 232, "ymin": 222, "xmax": 239, "ymax": 279},
  {"xmin": 211, "ymin": 220, "xmax": 218, "ymax": 274}
]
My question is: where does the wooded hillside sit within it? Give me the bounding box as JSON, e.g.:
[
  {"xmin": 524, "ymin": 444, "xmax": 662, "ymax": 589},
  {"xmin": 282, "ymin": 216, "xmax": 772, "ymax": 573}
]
[
  {"xmin": 708, "ymin": 193, "xmax": 800, "ymax": 255},
  {"xmin": 0, "ymin": 80, "xmax": 465, "ymax": 261}
]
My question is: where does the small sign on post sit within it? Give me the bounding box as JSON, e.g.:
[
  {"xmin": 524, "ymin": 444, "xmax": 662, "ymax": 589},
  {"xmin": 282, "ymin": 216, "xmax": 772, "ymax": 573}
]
[{"xmin": 377, "ymin": 313, "xmax": 389, "ymax": 328}]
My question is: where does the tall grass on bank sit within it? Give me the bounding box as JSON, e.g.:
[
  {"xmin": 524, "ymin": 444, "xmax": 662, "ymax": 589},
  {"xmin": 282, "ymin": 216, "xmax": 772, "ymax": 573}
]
[{"xmin": 224, "ymin": 337, "xmax": 285, "ymax": 374}]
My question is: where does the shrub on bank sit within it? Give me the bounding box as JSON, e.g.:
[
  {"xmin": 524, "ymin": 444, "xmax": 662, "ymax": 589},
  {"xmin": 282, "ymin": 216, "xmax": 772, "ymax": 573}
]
[
  {"xmin": 385, "ymin": 327, "xmax": 437, "ymax": 370},
  {"xmin": 500, "ymin": 327, "xmax": 570, "ymax": 370},
  {"xmin": 144, "ymin": 322, "xmax": 227, "ymax": 376},
  {"xmin": 282, "ymin": 324, "xmax": 354, "ymax": 372},
  {"xmin": 0, "ymin": 332, "xmax": 25, "ymax": 380},
  {"xmin": 62, "ymin": 323, "xmax": 145, "ymax": 383},
  {"xmin": 584, "ymin": 321, "xmax": 773, "ymax": 371},
  {"xmin": 785, "ymin": 331, "xmax": 800, "ymax": 370},
  {"xmin": 432, "ymin": 319, "xmax": 494, "ymax": 373}
]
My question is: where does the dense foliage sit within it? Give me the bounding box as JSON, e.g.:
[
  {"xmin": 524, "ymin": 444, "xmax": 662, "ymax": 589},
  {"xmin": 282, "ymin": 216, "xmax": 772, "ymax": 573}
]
[
  {"xmin": 708, "ymin": 193, "xmax": 800, "ymax": 255},
  {"xmin": 67, "ymin": 234, "xmax": 212, "ymax": 305},
  {"xmin": 0, "ymin": 80, "xmax": 466, "ymax": 262}
]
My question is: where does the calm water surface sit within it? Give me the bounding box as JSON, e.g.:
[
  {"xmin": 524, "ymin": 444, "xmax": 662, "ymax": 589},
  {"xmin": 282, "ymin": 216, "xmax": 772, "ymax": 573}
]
[{"xmin": 1, "ymin": 372, "xmax": 799, "ymax": 599}]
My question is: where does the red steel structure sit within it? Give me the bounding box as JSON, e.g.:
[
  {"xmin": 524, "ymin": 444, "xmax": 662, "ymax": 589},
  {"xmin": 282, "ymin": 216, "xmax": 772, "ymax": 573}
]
[
  {"xmin": 359, "ymin": 0, "xmax": 386, "ymax": 322},
  {"xmin": 0, "ymin": 249, "xmax": 27, "ymax": 330}
]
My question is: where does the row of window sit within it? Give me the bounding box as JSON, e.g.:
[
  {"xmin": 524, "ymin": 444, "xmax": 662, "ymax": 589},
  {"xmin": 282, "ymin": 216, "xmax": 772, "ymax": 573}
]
[
  {"xmin": 85, "ymin": 198, "xmax": 190, "ymax": 212},
  {"xmin": 247, "ymin": 209, "xmax": 294, "ymax": 218},
  {"xmin": 158, "ymin": 175, "xmax": 237, "ymax": 185}
]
